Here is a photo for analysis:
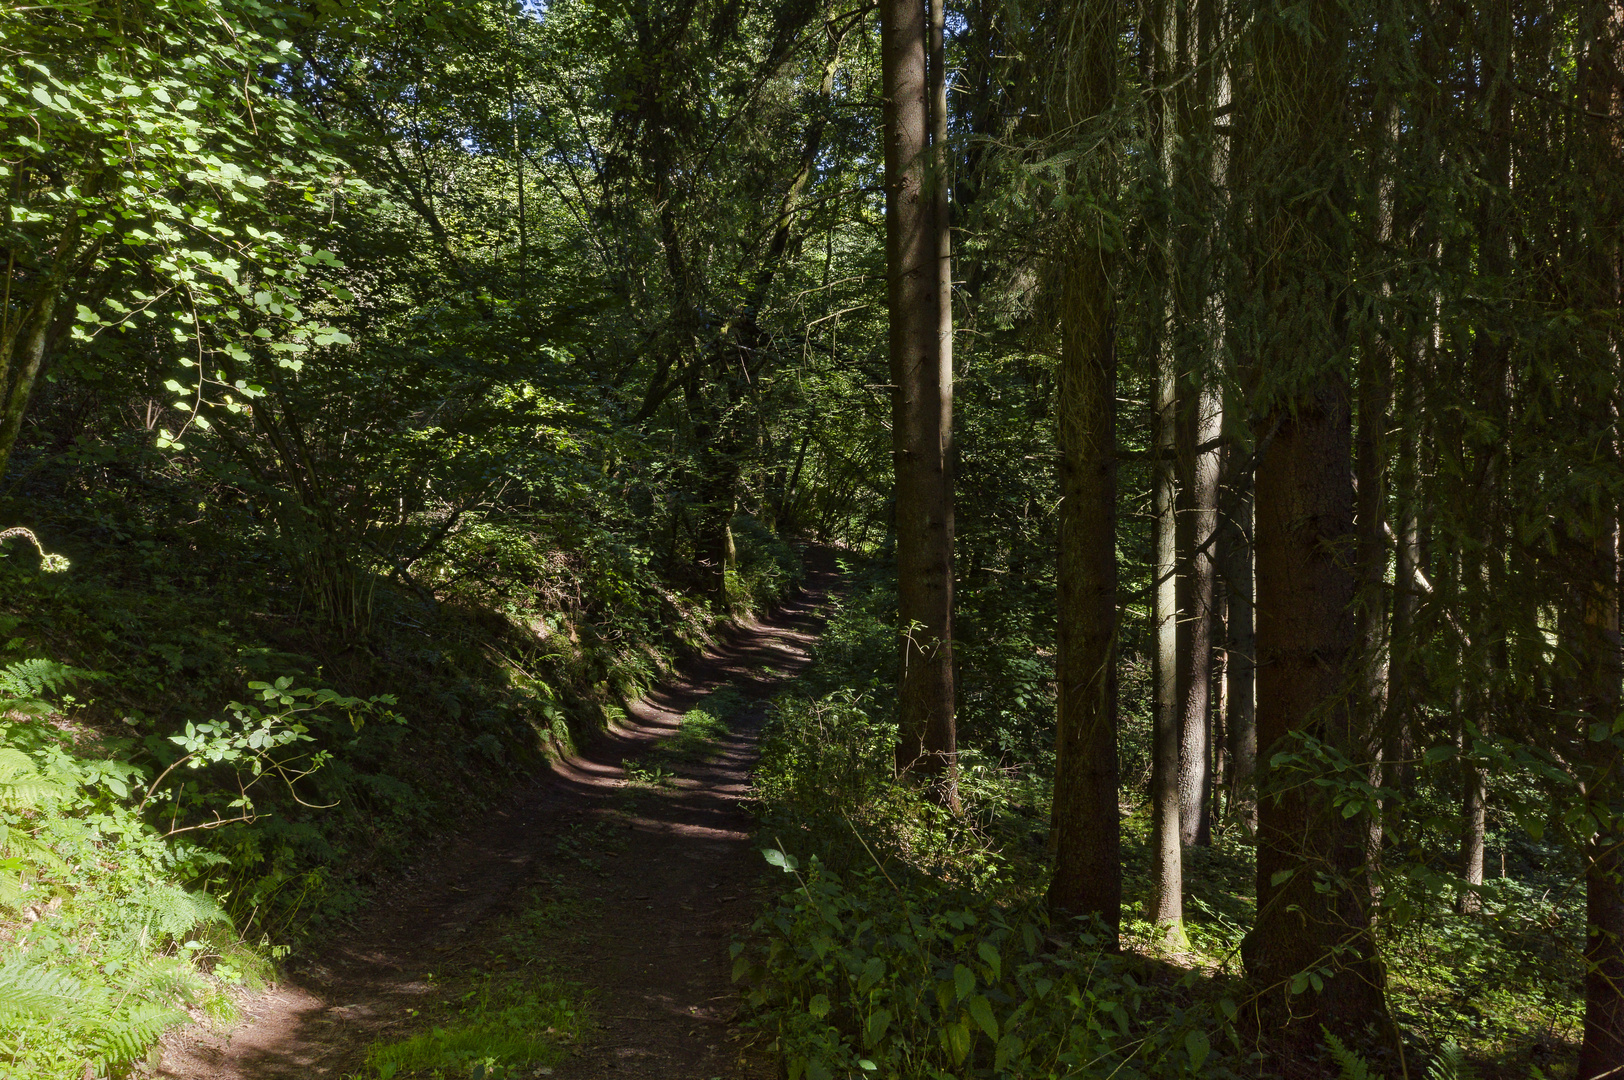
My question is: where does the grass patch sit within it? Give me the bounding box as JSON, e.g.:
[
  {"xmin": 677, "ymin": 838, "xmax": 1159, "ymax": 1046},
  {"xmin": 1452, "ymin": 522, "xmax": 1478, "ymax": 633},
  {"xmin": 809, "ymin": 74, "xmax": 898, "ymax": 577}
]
[
  {"xmin": 622, "ymin": 685, "xmax": 750, "ymax": 787},
  {"xmin": 358, "ymin": 883, "xmax": 591, "ymax": 1079}
]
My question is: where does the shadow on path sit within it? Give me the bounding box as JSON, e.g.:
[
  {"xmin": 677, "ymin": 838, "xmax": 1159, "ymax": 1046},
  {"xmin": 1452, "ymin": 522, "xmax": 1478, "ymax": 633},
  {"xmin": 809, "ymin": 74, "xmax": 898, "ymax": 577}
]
[{"xmin": 160, "ymin": 550, "xmax": 842, "ymax": 1080}]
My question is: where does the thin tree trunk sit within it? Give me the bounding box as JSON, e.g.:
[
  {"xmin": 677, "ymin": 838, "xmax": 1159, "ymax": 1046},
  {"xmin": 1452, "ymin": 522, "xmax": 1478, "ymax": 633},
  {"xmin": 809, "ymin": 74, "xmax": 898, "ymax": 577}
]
[
  {"xmin": 1456, "ymin": 723, "xmax": 1487, "ymax": 914},
  {"xmin": 0, "ymin": 290, "xmax": 58, "ymax": 481},
  {"xmin": 1220, "ymin": 430, "xmax": 1257, "ymax": 833},
  {"xmin": 1048, "ymin": 0, "xmax": 1121, "ymax": 941},
  {"xmin": 884, "ymin": 0, "xmax": 957, "ymax": 805},
  {"xmin": 1176, "ymin": 384, "xmax": 1220, "ymax": 847},
  {"xmin": 1146, "ymin": 350, "xmax": 1182, "ymax": 931},
  {"xmin": 1144, "ymin": 0, "xmax": 1185, "ymax": 940}
]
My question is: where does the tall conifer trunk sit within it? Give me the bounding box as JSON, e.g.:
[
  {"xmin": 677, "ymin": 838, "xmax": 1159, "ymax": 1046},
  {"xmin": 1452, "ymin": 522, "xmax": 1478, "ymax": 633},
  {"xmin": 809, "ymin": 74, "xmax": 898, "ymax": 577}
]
[
  {"xmin": 1048, "ymin": 0, "xmax": 1122, "ymax": 940},
  {"xmin": 1173, "ymin": 0, "xmax": 1222, "ymax": 852},
  {"xmin": 1145, "ymin": 0, "xmax": 1185, "ymax": 938},
  {"xmin": 1219, "ymin": 433, "xmax": 1256, "ymax": 831},
  {"xmin": 883, "ymin": 0, "xmax": 957, "ymax": 804},
  {"xmin": 1176, "ymin": 384, "xmax": 1220, "ymax": 847},
  {"xmin": 1239, "ymin": 0, "xmax": 1385, "ymax": 1039},
  {"xmin": 1576, "ymin": 0, "xmax": 1624, "ymax": 1070}
]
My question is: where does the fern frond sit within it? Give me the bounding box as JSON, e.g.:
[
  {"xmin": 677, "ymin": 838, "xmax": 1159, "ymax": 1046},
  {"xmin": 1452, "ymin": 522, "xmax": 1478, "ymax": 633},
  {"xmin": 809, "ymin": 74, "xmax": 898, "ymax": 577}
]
[
  {"xmin": 95, "ymin": 1000, "xmax": 190, "ymax": 1064},
  {"xmin": 0, "ymin": 658, "xmax": 90, "ymax": 701},
  {"xmin": 1425, "ymin": 1041, "xmax": 1475, "ymax": 1080},
  {"xmin": 127, "ymin": 883, "xmax": 229, "ymax": 942},
  {"xmin": 1323, "ymin": 1029, "xmax": 1384, "ymax": 1080},
  {"xmin": 0, "ymin": 748, "xmax": 70, "ymax": 809},
  {"xmin": 0, "ymin": 958, "xmax": 87, "ymax": 1018}
]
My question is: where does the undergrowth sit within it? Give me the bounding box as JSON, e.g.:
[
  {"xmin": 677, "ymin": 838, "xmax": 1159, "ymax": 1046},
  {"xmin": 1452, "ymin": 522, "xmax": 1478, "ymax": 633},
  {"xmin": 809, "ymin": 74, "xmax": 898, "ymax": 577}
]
[
  {"xmin": 0, "ymin": 480, "xmax": 798, "ymax": 1072},
  {"xmin": 741, "ymin": 556, "xmax": 1584, "ymax": 1080},
  {"xmin": 0, "ymin": 659, "xmax": 279, "ymax": 1078}
]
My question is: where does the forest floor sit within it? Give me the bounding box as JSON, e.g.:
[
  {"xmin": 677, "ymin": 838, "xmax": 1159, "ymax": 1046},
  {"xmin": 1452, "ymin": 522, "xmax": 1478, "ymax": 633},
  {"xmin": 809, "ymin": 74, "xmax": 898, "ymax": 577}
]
[{"xmin": 155, "ymin": 553, "xmax": 840, "ymax": 1080}]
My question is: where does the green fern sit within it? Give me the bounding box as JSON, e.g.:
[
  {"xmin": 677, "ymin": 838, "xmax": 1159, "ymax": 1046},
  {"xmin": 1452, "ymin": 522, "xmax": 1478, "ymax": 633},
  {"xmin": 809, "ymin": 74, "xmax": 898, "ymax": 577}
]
[
  {"xmin": 0, "ymin": 958, "xmax": 193, "ymax": 1066},
  {"xmin": 1324, "ymin": 1029, "xmax": 1385, "ymax": 1080},
  {"xmin": 0, "ymin": 657, "xmax": 91, "ymax": 714},
  {"xmin": 0, "ymin": 747, "xmax": 71, "ymax": 808},
  {"xmin": 95, "ymin": 1000, "xmax": 191, "ymax": 1063},
  {"xmin": 0, "ymin": 958, "xmax": 87, "ymax": 1020},
  {"xmin": 128, "ymin": 882, "xmax": 229, "ymax": 942},
  {"xmin": 1425, "ymin": 1041, "xmax": 1475, "ymax": 1080}
]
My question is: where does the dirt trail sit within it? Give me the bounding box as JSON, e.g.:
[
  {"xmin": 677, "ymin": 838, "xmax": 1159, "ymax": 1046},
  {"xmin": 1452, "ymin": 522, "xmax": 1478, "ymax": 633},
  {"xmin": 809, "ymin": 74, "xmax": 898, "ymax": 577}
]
[{"xmin": 159, "ymin": 554, "xmax": 839, "ymax": 1080}]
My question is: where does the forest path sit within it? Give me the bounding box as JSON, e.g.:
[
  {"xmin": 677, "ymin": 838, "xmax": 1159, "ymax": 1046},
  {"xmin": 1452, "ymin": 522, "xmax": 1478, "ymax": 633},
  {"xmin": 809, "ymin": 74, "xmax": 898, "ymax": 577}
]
[{"xmin": 159, "ymin": 552, "xmax": 840, "ymax": 1080}]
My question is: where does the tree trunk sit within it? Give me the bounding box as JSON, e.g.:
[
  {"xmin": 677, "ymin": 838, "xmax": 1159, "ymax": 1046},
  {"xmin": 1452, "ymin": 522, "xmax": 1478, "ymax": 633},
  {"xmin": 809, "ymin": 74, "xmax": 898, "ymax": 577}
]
[
  {"xmin": 1238, "ymin": 0, "xmax": 1385, "ymax": 1038},
  {"xmin": 1573, "ymin": 511, "xmax": 1624, "ymax": 1077},
  {"xmin": 884, "ymin": 0, "xmax": 957, "ymax": 805},
  {"xmin": 1048, "ymin": 0, "xmax": 1121, "ymax": 941},
  {"xmin": 1144, "ymin": 0, "xmax": 1185, "ymax": 939},
  {"xmin": 1145, "ymin": 320, "xmax": 1183, "ymax": 934},
  {"xmin": 1576, "ymin": 0, "xmax": 1624, "ymax": 1070},
  {"xmin": 1220, "ymin": 430, "xmax": 1257, "ymax": 833},
  {"xmin": 1246, "ymin": 378, "xmax": 1385, "ymax": 1036},
  {"xmin": 1456, "ymin": 722, "xmax": 1487, "ymax": 914},
  {"xmin": 0, "ymin": 290, "xmax": 59, "ymax": 481},
  {"xmin": 1177, "ymin": 384, "xmax": 1220, "ymax": 848}
]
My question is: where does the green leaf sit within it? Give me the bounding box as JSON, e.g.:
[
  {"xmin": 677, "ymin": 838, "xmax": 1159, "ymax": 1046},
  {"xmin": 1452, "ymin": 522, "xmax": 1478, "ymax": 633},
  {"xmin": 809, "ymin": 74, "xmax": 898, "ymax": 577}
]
[
  {"xmin": 1186, "ymin": 1029, "xmax": 1210, "ymax": 1072},
  {"xmin": 953, "ymin": 963, "xmax": 975, "ymax": 1001},
  {"xmin": 762, "ymin": 847, "xmax": 798, "ymax": 872},
  {"xmin": 966, "ymin": 994, "xmax": 998, "ymax": 1041},
  {"xmin": 807, "ymin": 993, "xmax": 830, "ymax": 1020},
  {"xmin": 866, "ymin": 1008, "xmax": 891, "ymax": 1046},
  {"xmin": 1423, "ymin": 744, "xmax": 1456, "ymax": 765},
  {"xmin": 976, "ymin": 939, "xmax": 1002, "ymax": 980}
]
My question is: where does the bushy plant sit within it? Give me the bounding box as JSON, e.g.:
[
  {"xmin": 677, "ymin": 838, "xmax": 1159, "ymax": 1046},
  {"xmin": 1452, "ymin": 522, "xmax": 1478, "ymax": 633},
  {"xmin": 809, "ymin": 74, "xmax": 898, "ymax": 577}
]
[{"xmin": 736, "ymin": 850, "xmax": 1238, "ymax": 1080}]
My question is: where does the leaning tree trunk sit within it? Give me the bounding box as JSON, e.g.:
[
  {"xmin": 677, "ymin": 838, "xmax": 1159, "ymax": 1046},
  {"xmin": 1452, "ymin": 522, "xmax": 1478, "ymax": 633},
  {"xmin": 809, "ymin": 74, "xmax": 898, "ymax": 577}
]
[
  {"xmin": 883, "ymin": 0, "xmax": 957, "ymax": 805},
  {"xmin": 1047, "ymin": 0, "xmax": 1122, "ymax": 941}
]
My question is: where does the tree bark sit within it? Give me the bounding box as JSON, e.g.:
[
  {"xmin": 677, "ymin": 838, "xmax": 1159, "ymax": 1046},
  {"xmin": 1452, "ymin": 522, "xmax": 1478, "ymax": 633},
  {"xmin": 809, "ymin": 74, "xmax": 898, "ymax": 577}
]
[
  {"xmin": 1048, "ymin": 0, "xmax": 1121, "ymax": 941},
  {"xmin": 1144, "ymin": 0, "xmax": 1185, "ymax": 939},
  {"xmin": 1177, "ymin": 384, "xmax": 1220, "ymax": 848},
  {"xmin": 0, "ymin": 290, "xmax": 58, "ymax": 481},
  {"xmin": 884, "ymin": 0, "xmax": 957, "ymax": 804},
  {"xmin": 1146, "ymin": 323, "xmax": 1184, "ymax": 933},
  {"xmin": 1456, "ymin": 723, "xmax": 1487, "ymax": 914},
  {"xmin": 1238, "ymin": 0, "xmax": 1385, "ymax": 1038},
  {"xmin": 1220, "ymin": 431, "xmax": 1257, "ymax": 833},
  {"xmin": 1247, "ymin": 379, "xmax": 1385, "ymax": 1035},
  {"xmin": 1576, "ymin": 0, "xmax": 1624, "ymax": 1071}
]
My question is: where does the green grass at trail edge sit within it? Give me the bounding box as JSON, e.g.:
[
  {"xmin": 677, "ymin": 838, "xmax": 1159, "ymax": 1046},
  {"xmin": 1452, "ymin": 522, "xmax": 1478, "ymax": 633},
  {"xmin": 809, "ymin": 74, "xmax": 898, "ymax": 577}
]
[
  {"xmin": 622, "ymin": 685, "xmax": 749, "ymax": 787},
  {"xmin": 355, "ymin": 883, "xmax": 592, "ymax": 1080}
]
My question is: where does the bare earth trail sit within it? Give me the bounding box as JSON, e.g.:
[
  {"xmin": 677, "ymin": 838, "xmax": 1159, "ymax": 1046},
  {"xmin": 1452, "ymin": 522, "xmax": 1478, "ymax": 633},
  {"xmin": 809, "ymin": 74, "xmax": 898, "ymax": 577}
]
[{"xmin": 160, "ymin": 555, "xmax": 840, "ymax": 1080}]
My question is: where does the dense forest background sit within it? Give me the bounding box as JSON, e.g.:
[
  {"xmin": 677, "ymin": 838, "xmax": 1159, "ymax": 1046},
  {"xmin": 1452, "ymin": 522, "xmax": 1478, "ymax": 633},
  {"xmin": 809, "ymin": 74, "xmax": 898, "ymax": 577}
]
[{"xmin": 1, "ymin": 0, "xmax": 1622, "ymax": 1076}]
